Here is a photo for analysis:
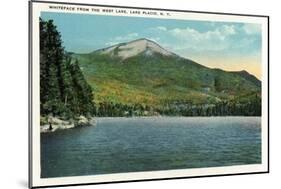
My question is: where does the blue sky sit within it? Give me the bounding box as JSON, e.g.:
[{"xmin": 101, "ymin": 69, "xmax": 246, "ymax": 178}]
[{"xmin": 41, "ymin": 12, "xmax": 262, "ymax": 78}]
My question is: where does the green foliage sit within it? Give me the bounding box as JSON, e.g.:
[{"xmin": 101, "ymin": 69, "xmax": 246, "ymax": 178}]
[
  {"xmin": 214, "ymin": 76, "xmax": 223, "ymax": 92},
  {"xmin": 40, "ymin": 18, "xmax": 95, "ymax": 119},
  {"xmin": 40, "ymin": 22, "xmax": 261, "ymax": 117},
  {"xmin": 73, "ymin": 48, "xmax": 261, "ymax": 116}
]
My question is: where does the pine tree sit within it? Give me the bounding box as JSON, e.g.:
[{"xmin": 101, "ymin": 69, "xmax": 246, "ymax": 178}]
[{"xmin": 40, "ymin": 18, "xmax": 95, "ymax": 119}]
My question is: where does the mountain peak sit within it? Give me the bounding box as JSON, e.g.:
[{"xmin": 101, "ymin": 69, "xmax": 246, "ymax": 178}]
[
  {"xmin": 133, "ymin": 38, "xmax": 151, "ymax": 42},
  {"xmin": 97, "ymin": 38, "xmax": 175, "ymax": 59}
]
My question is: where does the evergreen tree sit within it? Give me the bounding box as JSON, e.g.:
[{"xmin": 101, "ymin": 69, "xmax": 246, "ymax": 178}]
[{"xmin": 40, "ymin": 18, "xmax": 95, "ymax": 119}]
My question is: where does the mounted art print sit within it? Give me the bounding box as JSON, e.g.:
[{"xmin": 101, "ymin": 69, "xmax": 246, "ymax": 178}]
[{"xmin": 29, "ymin": 0, "xmax": 269, "ymax": 188}]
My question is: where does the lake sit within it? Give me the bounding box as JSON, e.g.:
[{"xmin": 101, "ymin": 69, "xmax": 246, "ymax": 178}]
[{"xmin": 41, "ymin": 117, "xmax": 261, "ymax": 178}]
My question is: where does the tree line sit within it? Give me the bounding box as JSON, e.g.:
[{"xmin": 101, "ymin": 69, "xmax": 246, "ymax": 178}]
[
  {"xmin": 40, "ymin": 18, "xmax": 261, "ymax": 119},
  {"xmin": 40, "ymin": 18, "xmax": 95, "ymax": 119},
  {"xmin": 93, "ymin": 94, "xmax": 261, "ymax": 117}
]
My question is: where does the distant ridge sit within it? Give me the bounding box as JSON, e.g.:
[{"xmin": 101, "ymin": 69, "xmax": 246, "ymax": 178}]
[{"xmin": 231, "ymin": 70, "xmax": 261, "ymax": 87}]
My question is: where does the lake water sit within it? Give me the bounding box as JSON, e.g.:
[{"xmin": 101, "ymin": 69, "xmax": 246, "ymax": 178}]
[{"xmin": 41, "ymin": 117, "xmax": 261, "ymax": 178}]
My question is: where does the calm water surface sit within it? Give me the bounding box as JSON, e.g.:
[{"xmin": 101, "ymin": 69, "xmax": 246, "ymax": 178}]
[{"xmin": 41, "ymin": 117, "xmax": 261, "ymax": 178}]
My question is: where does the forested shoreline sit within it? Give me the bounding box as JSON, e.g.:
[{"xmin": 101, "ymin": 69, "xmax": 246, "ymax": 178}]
[
  {"xmin": 94, "ymin": 95, "xmax": 261, "ymax": 117},
  {"xmin": 39, "ymin": 18, "xmax": 261, "ymax": 123}
]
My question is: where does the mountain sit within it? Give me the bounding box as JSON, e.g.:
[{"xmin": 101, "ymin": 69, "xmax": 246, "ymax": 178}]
[
  {"xmin": 72, "ymin": 38, "xmax": 261, "ymax": 116},
  {"xmin": 95, "ymin": 38, "xmax": 176, "ymax": 59},
  {"xmin": 231, "ymin": 70, "xmax": 261, "ymax": 87}
]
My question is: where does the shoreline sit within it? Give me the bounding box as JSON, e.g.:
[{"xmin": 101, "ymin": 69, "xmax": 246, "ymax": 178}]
[
  {"xmin": 40, "ymin": 116, "xmax": 96, "ymax": 133},
  {"xmin": 95, "ymin": 115, "xmax": 261, "ymax": 119},
  {"xmin": 41, "ymin": 116, "xmax": 261, "ymax": 133}
]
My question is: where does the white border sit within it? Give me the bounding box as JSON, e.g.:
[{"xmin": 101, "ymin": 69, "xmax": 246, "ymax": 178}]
[{"xmin": 30, "ymin": 1, "xmax": 269, "ymax": 187}]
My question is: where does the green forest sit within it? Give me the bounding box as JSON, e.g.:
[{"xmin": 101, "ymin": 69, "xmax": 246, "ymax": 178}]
[
  {"xmin": 40, "ymin": 18, "xmax": 261, "ymax": 119},
  {"xmin": 40, "ymin": 18, "xmax": 95, "ymax": 120}
]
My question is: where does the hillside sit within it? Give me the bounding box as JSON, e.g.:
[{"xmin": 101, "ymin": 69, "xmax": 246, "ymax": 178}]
[{"xmin": 72, "ymin": 38, "xmax": 261, "ymax": 116}]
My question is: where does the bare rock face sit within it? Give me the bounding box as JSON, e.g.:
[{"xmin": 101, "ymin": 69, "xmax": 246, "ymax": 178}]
[
  {"xmin": 76, "ymin": 116, "xmax": 90, "ymax": 126},
  {"xmin": 40, "ymin": 116, "xmax": 75, "ymax": 133},
  {"xmin": 40, "ymin": 116, "xmax": 96, "ymax": 133},
  {"xmin": 98, "ymin": 38, "xmax": 175, "ymax": 60}
]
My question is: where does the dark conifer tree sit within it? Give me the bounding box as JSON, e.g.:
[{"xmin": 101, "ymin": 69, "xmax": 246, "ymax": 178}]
[{"xmin": 40, "ymin": 18, "xmax": 95, "ymax": 119}]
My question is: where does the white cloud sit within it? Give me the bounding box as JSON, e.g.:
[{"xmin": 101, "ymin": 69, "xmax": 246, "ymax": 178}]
[
  {"xmin": 243, "ymin": 24, "xmax": 261, "ymax": 35},
  {"xmin": 148, "ymin": 23, "xmax": 261, "ymax": 58},
  {"xmin": 115, "ymin": 33, "xmax": 139, "ymax": 41},
  {"xmin": 103, "ymin": 23, "xmax": 260, "ymax": 58},
  {"xmin": 221, "ymin": 25, "xmax": 236, "ymax": 35},
  {"xmin": 169, "ymin": 24, "xmax": 236, "ymax": 41},
  {"xmin": 106, "ymin": 33, "xmax": 139, "ymax": 46},
  {"xmin": 161, "ymin": 24, "xmax": 237, "ymax": 51}
]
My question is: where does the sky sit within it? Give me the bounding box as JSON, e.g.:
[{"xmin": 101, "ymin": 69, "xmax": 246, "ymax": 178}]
[{"xmin": 41, "ymin": 12, "xmax": 262, "ymax": 79}]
